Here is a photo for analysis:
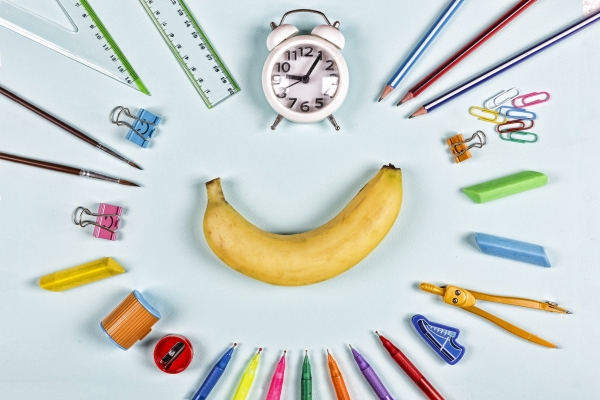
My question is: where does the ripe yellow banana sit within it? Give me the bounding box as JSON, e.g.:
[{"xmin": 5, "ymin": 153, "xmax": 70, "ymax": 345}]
[{"xmin": 203, "ymin": 164, "xmax": 403, "ymax": 286}]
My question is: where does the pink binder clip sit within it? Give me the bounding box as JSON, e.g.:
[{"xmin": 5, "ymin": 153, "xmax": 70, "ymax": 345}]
[
  {"xmin": 72, "ymin": 203, "xmax": 123, "ymax": 241},
  {"xmin": 512, "ymin": 92, "xmax": 550, "ymax": 108}
]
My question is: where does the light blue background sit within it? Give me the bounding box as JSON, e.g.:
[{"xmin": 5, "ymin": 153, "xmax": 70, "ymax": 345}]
[{"xmin": 1, "ymin": 0, "xmax": 599, "ymax": 399}]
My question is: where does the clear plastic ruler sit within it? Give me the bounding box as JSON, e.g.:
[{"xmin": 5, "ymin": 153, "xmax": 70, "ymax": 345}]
[
  {"xmin": 0, "ymin": 0, "xmax": 149, "ymax": 94},
  {"xmin": 139, "ymin": 0, "xmax": 239, "ymax": 108}
]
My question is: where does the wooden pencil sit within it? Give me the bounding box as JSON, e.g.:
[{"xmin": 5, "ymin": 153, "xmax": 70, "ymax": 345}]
[
  {"xmin": 410, "ymin": 11, "xmax": 600, "ymax": 118},
  {"xmin": 399, "ymin": 0, "xmax": 538, "ymax": 106}
]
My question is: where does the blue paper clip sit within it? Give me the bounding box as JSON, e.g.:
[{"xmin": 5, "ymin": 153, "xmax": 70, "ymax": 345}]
[
  {"xmin": 412, "ymin": 314, "xmax": 465, "ymax": 365},
  {"xmin": 110, "ymin": 106, "xmax": 161, "ymax": 148},
  {"xmin": 497, "ymin": 106, "xmax": 536, "ymax": 120}
]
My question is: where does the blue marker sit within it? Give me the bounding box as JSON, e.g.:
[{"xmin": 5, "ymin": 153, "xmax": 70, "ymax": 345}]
[
  {"xmin": 192, "ymin": 344, "xmax": 237, "ymax": 400},
  {"xmin": 378, "ymin": 0, "xmax": 465, "ymax": 102}
]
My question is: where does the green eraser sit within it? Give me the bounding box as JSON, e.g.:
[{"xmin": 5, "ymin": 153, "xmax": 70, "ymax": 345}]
[{"xmin": 462, "ymin": 171, "xmax": 548, "ymax": 204}]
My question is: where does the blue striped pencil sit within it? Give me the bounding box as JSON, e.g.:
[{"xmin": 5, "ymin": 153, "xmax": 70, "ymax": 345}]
[
  {"xmin": 409, "ymin": 10, "xmax": 600, "ymax": 118},
  {"xmin": 379, "ymin": 0, "xmax": 465, "ymax": 102}
]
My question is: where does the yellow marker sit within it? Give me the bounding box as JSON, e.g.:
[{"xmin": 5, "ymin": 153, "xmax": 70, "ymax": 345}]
[
  {"xmin": 420, "ymin": 283, "xmax": 571, "ymax": 348},
  {"xmin": 232, "ymin": 348, "xmax": 262, "ymax": 400},
  {"xmin": 39, "ymin": 257, "xmax": 125, "ymax": 292}
]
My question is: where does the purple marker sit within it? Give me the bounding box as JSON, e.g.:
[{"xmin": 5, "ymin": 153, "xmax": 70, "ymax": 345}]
[{"xmin": 349, "ymin": 345, "xmax": 394, "ymax": 400}]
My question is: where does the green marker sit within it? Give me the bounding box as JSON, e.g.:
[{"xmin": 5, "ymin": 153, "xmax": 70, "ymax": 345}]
[
  {"xmin": 301, "ymin": 350, "xmax": 312, "ymax": 400},
  {"xmin": 462, "ymin": 171, "xmax": 548, "ymax": 204}
]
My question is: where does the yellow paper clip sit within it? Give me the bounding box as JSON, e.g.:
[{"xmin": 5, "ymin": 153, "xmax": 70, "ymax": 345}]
[
  {"xmin": 469, "ymin": 106, "xmax": 507, "ymax": 124},
  {"xmin": 446, "ymin": 131, "xmax": 486, "ymax": 163},
  {"xmin": 420, "ymin": 283, "xmax": 571, "ymax": 348},
  {"xmin": 39, "ymin": 257, "xmax": 126, "ymax": 292}
]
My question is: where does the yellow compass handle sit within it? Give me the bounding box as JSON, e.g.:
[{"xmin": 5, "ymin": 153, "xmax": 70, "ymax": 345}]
[
  {"xmin": 463, "ymin": 306, "xmax": 556, "ymax": 348},
  {"xmin": 468, "ymin": 291, "xmax": 568, "ymax": 313},
  {"xmin": 420, "ymin": 283, "xmax": 446, "ymax": 296}
]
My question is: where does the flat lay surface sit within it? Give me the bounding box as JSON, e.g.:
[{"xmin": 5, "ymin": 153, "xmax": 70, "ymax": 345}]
[{"xmin": 1, "ymin": 0, "xmax": 599, "ymax": 399}]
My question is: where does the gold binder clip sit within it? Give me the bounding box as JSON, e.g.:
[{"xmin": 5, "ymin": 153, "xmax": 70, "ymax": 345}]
[{"xmin": 446, "ymin": 131, "xmax": 486, "ymax": 164}]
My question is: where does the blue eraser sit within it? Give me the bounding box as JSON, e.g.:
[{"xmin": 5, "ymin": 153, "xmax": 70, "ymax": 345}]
[
  {"xmin": 474, "ymin": 233, "xmax": 551, "ymax": 267},
  {"xmin": 126, "ymin": 109, "xmax": 161, "ymax": 148}
]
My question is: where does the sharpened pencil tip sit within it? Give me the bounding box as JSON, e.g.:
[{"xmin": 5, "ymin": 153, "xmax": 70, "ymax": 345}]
[
  {"xmin": 129, "ymin": 161, "xmax": 143, "ymax": 170},
  {"xmin": 566, "ymin": 310, "xmax": 573, "ymax": 314},
  {"xmin": 409, "ymin": 106, "xmax": 428, "ymax": 119},
  {"xmin": 119, "ymin": 179, "xmax": 140, "ymax": 187},
  {"xmin": 398, "ymin": 91, "xmax": 414, "ymax": 106},
  {"xmin": 555, "ymin": 346, "xmax": 561, "ymax": 349},
  {"xmin": 378, "ymin": 85, "xmax": 394, "ymax": 102}
]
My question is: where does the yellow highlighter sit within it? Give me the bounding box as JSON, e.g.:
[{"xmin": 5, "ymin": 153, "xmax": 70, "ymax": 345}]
[
  {"xmin": 39, "ymin": 257, "xmax": 125, "ymax": 292},
  {"xmin": 420, "ymin": 283, "xmax": 571, "ymax": 348},
  {"xmin": 232, "ymin": 348, "xmax": 262, "ymax": 400}
]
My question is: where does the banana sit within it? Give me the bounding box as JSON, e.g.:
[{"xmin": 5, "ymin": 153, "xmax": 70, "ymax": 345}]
[{"xmin": 203, "ymin": 164, "xmax": 403, "ymax": 286}]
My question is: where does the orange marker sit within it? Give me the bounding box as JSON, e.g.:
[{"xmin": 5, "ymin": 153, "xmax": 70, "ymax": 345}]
[{"xmin": 327, "ymin": 350, "xmax": 351, "ymax": 400}]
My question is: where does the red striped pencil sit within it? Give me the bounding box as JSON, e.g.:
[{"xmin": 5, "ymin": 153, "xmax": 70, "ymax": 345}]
[{"xmin": 398, "ymin": 0, "xmax": 537, "ymax": 106}]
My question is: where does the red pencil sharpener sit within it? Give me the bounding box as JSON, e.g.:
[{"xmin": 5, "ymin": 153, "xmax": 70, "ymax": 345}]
[{"xmin": 153, "ymin": 334, "xmax": 194, "ymax": 374}]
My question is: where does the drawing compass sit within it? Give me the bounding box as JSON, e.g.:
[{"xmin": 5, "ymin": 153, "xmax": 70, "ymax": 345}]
[{"xmin": 420, "ymin": 283, "xmax": 571, "ymax": 348}]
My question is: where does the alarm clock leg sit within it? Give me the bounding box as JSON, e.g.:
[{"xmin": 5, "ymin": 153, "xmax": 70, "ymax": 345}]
[
  {"xmin": 327, "ymin": 115, "xmax": 341, "ymax": 131},
  {"xmin": 270, "ymin": 114, "xmax": 283, "ymax": 130}
]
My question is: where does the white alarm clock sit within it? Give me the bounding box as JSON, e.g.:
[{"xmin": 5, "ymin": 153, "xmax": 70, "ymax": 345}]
[{"xmin": 262, "ymin": 9, "xmax": 349, "ymax": 131}]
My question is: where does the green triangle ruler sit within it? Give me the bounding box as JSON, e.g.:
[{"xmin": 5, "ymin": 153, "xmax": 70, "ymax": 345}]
[
  {"xmin": 138, "ymin": 0, "xmax": 239, "ymax": 108},
  {"xmin": 0, "ymin": 0, "xmax": 149, "ymax": 95}
]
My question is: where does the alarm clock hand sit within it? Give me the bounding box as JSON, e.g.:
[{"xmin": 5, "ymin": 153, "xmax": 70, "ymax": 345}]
[
  {"xmin": 286, "ymin": 74, "xmax": 303, "ymax": 81},
  {"xmin": 302, "ymin": 52, "xmax": 323, "ymax": 83}
]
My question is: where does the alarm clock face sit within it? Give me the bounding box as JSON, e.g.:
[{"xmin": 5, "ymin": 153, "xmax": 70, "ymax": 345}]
[{"xmin": 270, "ymin": 45, "xmax": 339, "ymax": 114}]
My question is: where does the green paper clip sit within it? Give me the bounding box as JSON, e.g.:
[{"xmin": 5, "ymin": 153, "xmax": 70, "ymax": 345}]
[
  {"xmin": 500, "ymin": 131, "xmax": 538, "ymax": 143},
  {"xmin": 462, "ymin": 171, "xmax": 548, "ymax": 204},
  {"xmin": 39, "ymin": 257, "xmax": 126, "ymax": 292}
]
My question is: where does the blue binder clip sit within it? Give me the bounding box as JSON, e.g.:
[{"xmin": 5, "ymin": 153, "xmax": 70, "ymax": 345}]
[
  {"xmin": 412, "ymin": 314, "xmax": 465, "ymax": 365},
  {"xmin": 110, "ymin": 106, "xmax": 161, "ymax": 148}
]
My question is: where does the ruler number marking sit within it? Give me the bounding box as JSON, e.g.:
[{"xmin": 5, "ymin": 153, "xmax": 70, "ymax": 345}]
[{"xmin": 143, "ymin": 0, "xmax": 237, "ymax": 102}]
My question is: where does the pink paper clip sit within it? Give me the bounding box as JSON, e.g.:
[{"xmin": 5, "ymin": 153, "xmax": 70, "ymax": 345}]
[
  {"xmin": 512, "ymin": 92, "xmax": 550, "ymax": 108},
  {"xmin": 72, "ymin": 203, "xmax": 123, "ymax": 241}
]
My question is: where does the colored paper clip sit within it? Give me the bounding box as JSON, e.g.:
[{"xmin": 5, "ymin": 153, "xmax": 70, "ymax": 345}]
[
  {"xmin": 500, "ymin": 131, "xmax": 538, "ymax": 144},
  {"xmin": 513, "ymin": 91, "xmax": 550, "ymax": 108},
  {"xmin": 110, "ymin": 106, "xmax": 161, "ymax": 148},
  {"xmin": 484, "ymin": 87, "xmax": 520, "ymax": 109},
  {"xmin": 469, "ymin": 106, "xmax": 507, "ymax": 124},
  {"xmin": 496, "ymin": 119, "xmax": 534, "ymax": 133},
  {"xmin": 446, "ymin": 131, "xmax": 487, "ymax": 163},
  {"xmin": 497, "ymin": 106, "xmax": 536, "ymax": 120},
  {"xmin": 73, "ymin": 203, "xmax": 123, "ymax": 241},
  {"xmin": 411, "ymin": 314, "xmax": 465, "ymax": 365}
]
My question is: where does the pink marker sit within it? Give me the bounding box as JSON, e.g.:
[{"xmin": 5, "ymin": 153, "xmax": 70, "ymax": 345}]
[{"xmin": 265, "ymin": 351, "xmax": 286, "ymax": 400}]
